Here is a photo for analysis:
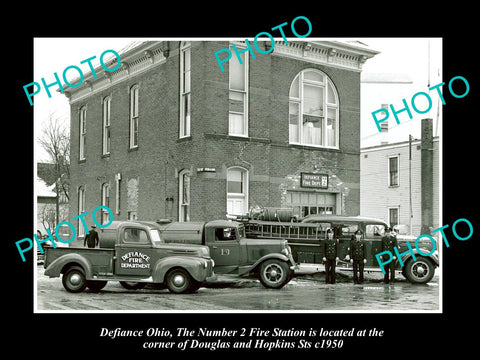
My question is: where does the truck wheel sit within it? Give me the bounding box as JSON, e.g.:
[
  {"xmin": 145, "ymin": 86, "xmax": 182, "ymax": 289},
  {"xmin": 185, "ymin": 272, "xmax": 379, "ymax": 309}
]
[
  {"xmin": 119, "ymin": 281, "xmax": 146, "ymax": 290},
  {"xmin": 166, "ymin": 268, "xmax": 193, "ymax": 294},
  {"xmin": 259, "ymin": 260, "xmax": 291, "ymax": 289},
  {"xmin": 404, "ymin": 257, "xmax": 435, "ymax": 284},
  {"xmin": 86, "ymin": 280, "xmax": 108, "ymax": 292},
  {"xmin": 62, "ymin": 266, "xmax": 87, "ymax": 293}
]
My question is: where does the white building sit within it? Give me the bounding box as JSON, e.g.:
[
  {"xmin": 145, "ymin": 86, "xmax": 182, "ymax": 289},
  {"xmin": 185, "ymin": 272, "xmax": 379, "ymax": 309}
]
[
  {"xmin": 360, "ymin": 119, "xmax": 439, "ymax": 236},
  {"xmin": 36, "ymin": 176, "xmax": 57, "ymax": 235}
]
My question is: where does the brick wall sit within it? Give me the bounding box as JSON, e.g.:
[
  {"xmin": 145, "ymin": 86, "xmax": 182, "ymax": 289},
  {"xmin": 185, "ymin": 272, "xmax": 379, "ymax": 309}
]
[{"xmin": 69, "ymin": 40, "xmax": 362, "ymax": 231}]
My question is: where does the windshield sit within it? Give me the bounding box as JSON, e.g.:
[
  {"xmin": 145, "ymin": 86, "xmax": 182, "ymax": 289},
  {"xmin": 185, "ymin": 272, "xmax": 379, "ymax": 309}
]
[
  {"xmin": 365, "ymin": 224, "xmax": 386, "ymax": 237},
  {"xmin": 149, "ymin": 229, "xmax": 163, "ymax": 246}
]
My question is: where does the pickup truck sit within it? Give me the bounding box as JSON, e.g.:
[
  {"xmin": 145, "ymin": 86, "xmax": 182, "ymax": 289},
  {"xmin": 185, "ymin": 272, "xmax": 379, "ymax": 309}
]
[
  {"xmin": 43, "ymin": 220, "xmax": 215, "ymax": 294},
  {"xmin": 156, "ymin": 219, "xmax": 296, "ymax": 289}
]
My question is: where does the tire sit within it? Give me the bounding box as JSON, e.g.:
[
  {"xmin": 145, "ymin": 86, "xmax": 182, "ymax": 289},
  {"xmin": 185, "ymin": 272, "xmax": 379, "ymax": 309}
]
[
  {"xmin": 62, "ymin": 266, "xmax": 87, "ymax": 293},
  {"xmin": 166, "ymin": 268, "xmax": 193, "ymax": 294},
  {"xmin": 119, "ymin": 281, "xmax": 147, "ymax": 290},
  {"xmin": 404, "ymin": 257, "xmax": 435, "ymax": 284},
  {"xmin": 86, "ymin": 280, "xmax": 108, "ymax": 292},
  {"xmin": 259, "ymin": 260, "xmax": 291, "ymax": 289}
]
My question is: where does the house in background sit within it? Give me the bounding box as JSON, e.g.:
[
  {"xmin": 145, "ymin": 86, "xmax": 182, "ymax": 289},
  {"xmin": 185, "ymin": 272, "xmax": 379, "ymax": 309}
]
[
  {"xmin": 360, "ymin": 118, "xmax": 439, "ymax": 236},
  {"xmin": 36, "ymin": 162, "xmax": 69, "ymax": 236},
  {"xmin": 36, "ymin": 176, "xmax": 56, "ymax": 236}
]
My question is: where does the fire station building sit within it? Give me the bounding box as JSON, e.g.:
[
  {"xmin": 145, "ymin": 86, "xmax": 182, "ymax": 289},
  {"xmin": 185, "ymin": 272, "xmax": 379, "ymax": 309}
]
[{"xmin": 65, "ymin": 40, "xmax": 378, "ymax": 235}]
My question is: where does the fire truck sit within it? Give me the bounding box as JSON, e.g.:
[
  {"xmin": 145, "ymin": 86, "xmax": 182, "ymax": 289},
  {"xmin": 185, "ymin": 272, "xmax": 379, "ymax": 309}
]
[{"xmin": 234, "ymin": 208, "xmax": 439, "ymax": 284}]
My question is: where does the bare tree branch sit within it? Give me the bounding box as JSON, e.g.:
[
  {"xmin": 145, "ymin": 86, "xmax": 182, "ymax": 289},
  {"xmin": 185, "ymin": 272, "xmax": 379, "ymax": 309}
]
[{"xmin": 38, "ymin": 113, "xmax": 70, "ymax": 204}]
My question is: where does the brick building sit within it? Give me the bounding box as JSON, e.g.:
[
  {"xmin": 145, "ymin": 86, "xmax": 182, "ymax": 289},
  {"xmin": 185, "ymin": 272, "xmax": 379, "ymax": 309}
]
[{"xmin": 65, "ymin": 40, "xmax": 378, "ymax": 240}]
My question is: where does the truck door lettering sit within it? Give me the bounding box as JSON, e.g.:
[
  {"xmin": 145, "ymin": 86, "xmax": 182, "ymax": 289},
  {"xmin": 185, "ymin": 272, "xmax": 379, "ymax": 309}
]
[{"xmin": 120, "ymin": 251, "xmax": 151, "ymax": 269}]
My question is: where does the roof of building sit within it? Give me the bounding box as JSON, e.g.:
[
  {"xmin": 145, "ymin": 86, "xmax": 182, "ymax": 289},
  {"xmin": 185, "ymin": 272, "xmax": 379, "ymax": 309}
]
[
  {"xmin": 36, "ymin": 176, "xmax": 56, "ymax": 198},
  {"xmin": 361, "ymin": 135, "xmax": 439, "ymax": 152},
  {"xmin": 64, "ymin": 39, "xmax": 380, "ymax": 102}
]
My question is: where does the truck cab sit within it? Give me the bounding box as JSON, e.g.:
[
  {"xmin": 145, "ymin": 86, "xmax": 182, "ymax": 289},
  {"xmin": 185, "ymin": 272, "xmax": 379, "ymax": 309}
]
[{"xmin": 157, "ymin": 220, "xmax": 296, "ymax": 289}]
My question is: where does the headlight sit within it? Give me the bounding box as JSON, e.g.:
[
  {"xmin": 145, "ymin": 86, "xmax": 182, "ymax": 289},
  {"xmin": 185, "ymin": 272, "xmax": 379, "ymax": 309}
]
[
  {"xmin": 281, "ymin": 247, "xmax": 290, "ymax": 256},
  {"xmin": 200, "ymin": 247, "xmax": 210, "ymax": 258}
]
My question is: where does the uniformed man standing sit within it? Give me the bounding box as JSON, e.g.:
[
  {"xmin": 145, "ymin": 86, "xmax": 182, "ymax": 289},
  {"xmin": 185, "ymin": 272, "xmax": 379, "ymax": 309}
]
[
  {"xmin": 381, "ymin": 227, "xmax": 398, "ymax": 284},
  {"xmin": 323, "ymin": 228, "xmax": 339, "ymax": 284},
  {"xmin": 347, "ymin": 229, "xmax": 367, "ymax": 284},
  {"xmin": 84, "ymin": 224, "xmax": 99, "ymax": 248}
]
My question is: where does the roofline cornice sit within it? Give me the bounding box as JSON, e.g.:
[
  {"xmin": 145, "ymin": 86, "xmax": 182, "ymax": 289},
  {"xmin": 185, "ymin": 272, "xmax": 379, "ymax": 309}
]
[{"xmin": 63, "ymin": 41, "xmax": 169, "ymax": 103}]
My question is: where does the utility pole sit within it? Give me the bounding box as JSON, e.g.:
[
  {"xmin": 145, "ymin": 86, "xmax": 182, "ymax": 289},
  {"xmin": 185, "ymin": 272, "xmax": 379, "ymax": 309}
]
[{"xmin": 409, "ymin": 134, "xmax": 412, "ymax": 235}]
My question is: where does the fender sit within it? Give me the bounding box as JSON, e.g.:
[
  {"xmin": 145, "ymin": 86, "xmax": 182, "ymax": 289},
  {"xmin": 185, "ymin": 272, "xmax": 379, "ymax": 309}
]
[
  {"xmin": 151, "ymin": 256, "xmax": 210, "ymax": 283},
  {"xmin": 44, "ymin": 253, "xmax": 93, "ymax": 279},
  {"xmin": 399, "ymin": 249, "xmax": 439, "ymax": 269},
  {"xmin": 240, "ymin": 253, "xmax": 290, "ymax": 276}
]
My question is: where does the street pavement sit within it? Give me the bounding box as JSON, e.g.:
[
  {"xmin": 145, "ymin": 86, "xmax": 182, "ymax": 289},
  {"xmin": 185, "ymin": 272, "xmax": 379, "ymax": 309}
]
[{"xmin": 35, "ymin": 265, "xmax": 439, "ymax": 312}]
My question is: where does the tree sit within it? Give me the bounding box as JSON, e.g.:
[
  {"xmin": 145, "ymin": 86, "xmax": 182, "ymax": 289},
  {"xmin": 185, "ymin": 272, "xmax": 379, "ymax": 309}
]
[{"xmin": 38, "ymin": 114, "xmax": 70, "ymax": 225}]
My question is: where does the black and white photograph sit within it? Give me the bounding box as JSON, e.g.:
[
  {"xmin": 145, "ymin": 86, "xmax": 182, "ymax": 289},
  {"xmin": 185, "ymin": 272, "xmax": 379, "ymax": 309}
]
[
  {"xmin": 33, "ymin": 37, "xmax": 443, "ymax": 312},
  {"xmin": 8, "ymin": 11, "xmax": 477, "ymax": 356}
]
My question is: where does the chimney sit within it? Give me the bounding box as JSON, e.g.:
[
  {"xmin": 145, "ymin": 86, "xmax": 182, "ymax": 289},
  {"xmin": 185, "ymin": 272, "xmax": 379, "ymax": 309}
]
[{"xmin": 421, "ymin": 118, "xmax": 433, "ymax": 234}]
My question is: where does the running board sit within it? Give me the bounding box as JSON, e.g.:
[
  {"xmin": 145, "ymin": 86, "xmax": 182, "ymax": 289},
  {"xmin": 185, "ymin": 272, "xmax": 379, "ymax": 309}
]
[
  {"xmin": 91, "ymin": 275, "xmax": 154, "ymax": 283},
  {"xmin": 294, "ymin": 263, "xmax": 403, "ymax": 275}
]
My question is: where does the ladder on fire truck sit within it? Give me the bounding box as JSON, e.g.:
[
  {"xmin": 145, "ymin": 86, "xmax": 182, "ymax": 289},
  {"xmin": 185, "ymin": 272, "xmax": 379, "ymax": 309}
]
[{"xmin": 243, "ymin": 220, "xmax": 323, "ymax": 241}]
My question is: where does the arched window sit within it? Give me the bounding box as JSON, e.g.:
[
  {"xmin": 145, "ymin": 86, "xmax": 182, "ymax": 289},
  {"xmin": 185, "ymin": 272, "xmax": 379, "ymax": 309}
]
[
  {"xmin": 179, "ymin": 169, "xmax": 191, "ymax": 222},
  {"xmin": 227, "ymin": 167, "xmax": 248, "ymax": 216},
  {"xmin": 289, "ymin": 69, "xmax": 339, "ymax": 147}
]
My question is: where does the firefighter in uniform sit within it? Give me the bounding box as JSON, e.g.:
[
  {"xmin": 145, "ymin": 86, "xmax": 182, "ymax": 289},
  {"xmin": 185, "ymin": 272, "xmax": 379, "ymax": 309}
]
[
  {"xmin": 381, "ymin": 227, "xmax": 398, "ymax": 284},
  {"xmin": 347, "ymin": 229, "xmax": 367, "ymax": 284},
  {"xmin": 84, "ymin": 224, "xmax": 99, "ymax": 248},
  {"xmin": 323, "ymin": 228, "xmax": 339, "ymax": 284}
]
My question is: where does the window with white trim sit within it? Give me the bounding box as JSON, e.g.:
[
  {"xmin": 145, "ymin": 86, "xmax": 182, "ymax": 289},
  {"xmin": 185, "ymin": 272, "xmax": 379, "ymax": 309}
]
[
  {"xmin": 289, "ymin": 69, "xmax": 339, "ymax": 147},
  {"xmin": 227, "ymin": 167, "xmax": 248, "ymax": 216},
  {"xmin": 129, "ymin": 85, "xmax": 139, "ymax": 148},
  {"xmin": 102, "ymin": 97, "xmax": 111, "ymax": 155},
  {"xmin": 101, "ymin": 182, "xmax": 111, "ymax": 225},
  {"xmin": 229, "ymin": 44, "xmax": 248, "ymax": 136},
  {"xmin": 79, "ymin": 106, "xmax": 87, "ymax": 160},
  {"xmin": 179, "ymin": 42, "xmax": 191, "ymax": 138},
  {"xmin": 388, "ymin": 207, "xmax": 399, "ymax": 228},
  {"xmin": 389, "ymin": 156, "xmax": 399, "ymax": 186},
  {"xmin": 78, "ymin": 186, "xmax": 86, "ymax": 237},
  {"xmin": 179, "ymin": 169, "xmax": 191, "ymax": 222}
]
